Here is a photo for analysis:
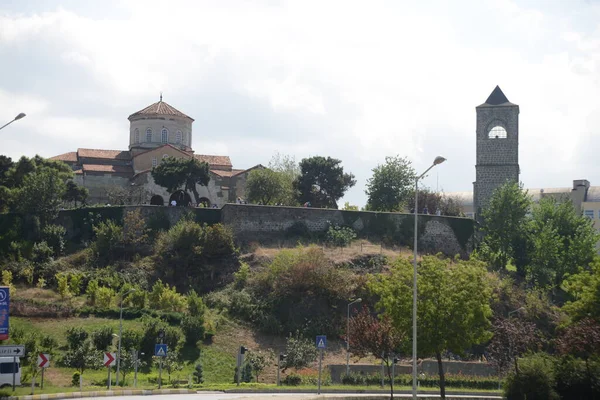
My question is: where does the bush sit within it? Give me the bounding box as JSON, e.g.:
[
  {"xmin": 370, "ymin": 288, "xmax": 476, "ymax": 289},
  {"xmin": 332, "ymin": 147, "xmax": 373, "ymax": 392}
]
[
  {"xmin": 66, "ymin": 327, "xmax": 88, "ymax": 349},
  {"xmin": 86, "ymin": 279, "xmax": 99, "ymax": 306},
  {"xmin": 93, "ymin": 220, "xmax": 123, "ymax": 262},
  {"xmin": 32, "ymin": 241, "xmax": 54, "ymax": 263},
  {"xmin": 180, "ymin": 315, "xmax": 205, "ymax": 346},
  {"xmin": 69, "ymin": 273, "xmax": 83, "ymax": 296},
  {"xmin": 42, "ymin": 224, "xmax": 66, "ymax": 257},
  {"xmin": 282, "ymin": 373, "xmax": 302, "ymax": 386},
  {"xmin": 504, "ymin": 354, "xmax": 559, "ymax": 400},
  {"xmin": 72, "ymin": 371, "xmax": 81, "ymax": 387},
  {"xmin": 186, "ymin": 290, "xmax": 205, "ymax": 317},
  {"xmin": 325, "ymin": 224, "xmax": 356, "ymax": 247},
  {"xmin": 148, "ymin": 280, "xmax": 186, "ymax": 312},
  {"xmin": 95, "ymin": 286, "xmax": 115, "ymax": 309},
  {"xmin": 555, "ymin": 356, "xmax": 600, "ymax": 399},
  {"xmin": 128, "ymin": 289, "xmax": 147, "ymax": 309},
  {"xmin": 203, "ymin": 224, "xmax": 236, "ymax": 258},
  {"xmin": 91, "ymin": 326, "xmax": 114, "ymax": 351},
  {"xmin": 57, "ymin": 273, "xmax": 71, "ymax": 300},
  {"xmin": 193, "ymin": 363, "xmax": 204, "ymax": 384}
]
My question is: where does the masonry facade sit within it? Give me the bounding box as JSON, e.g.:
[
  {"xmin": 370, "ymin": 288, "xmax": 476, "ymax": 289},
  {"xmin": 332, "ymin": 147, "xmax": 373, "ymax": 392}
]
[
  {"xmin": 51, "ymin": 98, "xmax": 262, "ymax": 206},
  {"xmin": 473, "ymin": 86, "xmax": 520, "ymax": 218}
]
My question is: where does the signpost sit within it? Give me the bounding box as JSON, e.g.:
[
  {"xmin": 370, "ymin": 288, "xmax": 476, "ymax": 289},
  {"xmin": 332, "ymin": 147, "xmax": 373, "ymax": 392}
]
[
  {"xmin": 154, "ymin": 343, "xmax": 167, "ymax": 389},
  {"xmin": 0, "ymin": 287, "xmax": 9, "ymax": 341},
  {"xmin": 37, "ymin": 353, "xmax": 50, "ymax": 389},
  {"xmin": 316, "ymin": 335, "xmax": 326, "ymax": 394},
  {"xmin": 0, "ymin": 345, "xmax": 25, "ymax": 392},
  {"xmin": 104, "ymin": 352, "xmax": 116, "ymax": 390}
]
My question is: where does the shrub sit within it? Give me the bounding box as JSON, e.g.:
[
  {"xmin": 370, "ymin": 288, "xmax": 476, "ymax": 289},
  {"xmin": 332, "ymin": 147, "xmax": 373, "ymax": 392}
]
[
  {"xmin": 86, "ymin": 279, "xmax": 99, "ymax": 306},
  {"xmin": 66, "ymin": 327, "xmax": 89, "ymax": 349},
  {"xmin": 32, "ymin": 241, "xmax": 54, "ymax": 263},
  {"xmin": 203, "ymin": 224, "xmax": 236, "ymax": 258},
  {"xmin": 186, "ymin": 290, "xmax": 205, "ymax": 317},
  {"xmin": 555, "ymin": 356, "xmax": 600, "ymax": 399},
  {"xmin": 72, "ymin": 371, "xmax": 81, "ymax": 387},
  {"xmin": 149, "ymin": 280, "xmax": 186, "ymax": 312},
  {"xmin": 504, "ymin": 354, "xmax": 559, "ymax": 400},
  {"xmin": 91, "ymin": 326, "xmax": 114, "ymax": 351},
  {"xmin": 128, "ymin": 289, "xmax": 147, "ymax": 309},
  {"xmin": 42, "ymin": 224, "xmax": 66, "ymax": 257},
  {"xmin": 193, "ymin": 363, "xmax": 204, "ymax": 384},
  {"xmin": 69, "ymin": 273, "xmax": 83, "ymax": 296},
  {"xmin": 180, "ymin": 315, "xmax": 205, "ymax": 345},
  {"xmin": 93, "ymin": 220, "xmax": 123, "ymax": 262},
  {"xmin": 36, "ymin": 277, "xmax": 46, "ymax": 289},
  {"xmin": 57, "ymin": 273, "xmax": 71, "ymax": 300},
  {"xmin": 325, "ymin": 224, "xmax": 356, "ymax": 247},
  {"xmin": 122, "ymin": 209, "xmax": 149, "ymax": 248},
  {"xmin": 95, "ymin": 286, "xmax": 115, "ymax": 309},
  {"xmin": 282, "ymin": 373, "xmax": 302, "ymax": 386},
  {"xmin": 233, "ymin": 263, "xmax": 250, "ymax": 289}
]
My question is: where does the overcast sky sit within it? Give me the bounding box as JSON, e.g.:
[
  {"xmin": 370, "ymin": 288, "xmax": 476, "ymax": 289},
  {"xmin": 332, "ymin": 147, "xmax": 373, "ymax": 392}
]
[{"xmin": 1, "ymin": 0, "xmax": 599, "ymax": 207}]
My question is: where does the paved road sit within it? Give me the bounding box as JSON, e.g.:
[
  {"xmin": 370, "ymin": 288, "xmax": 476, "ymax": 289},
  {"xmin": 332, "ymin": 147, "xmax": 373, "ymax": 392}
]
[{"xmin": 78, "ymin": 392, "xmax": 503, "ymax": 400}]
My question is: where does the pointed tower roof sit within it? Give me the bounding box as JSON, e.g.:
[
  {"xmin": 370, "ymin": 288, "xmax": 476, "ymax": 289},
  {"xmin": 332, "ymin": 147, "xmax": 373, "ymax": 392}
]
[
  {"xmin": 477, "ymin": 86, "xmax": 517, "ymax": 108},
  {"xmin": 128, "ymin": 96, "xmax": 194, "ymax": 121}
]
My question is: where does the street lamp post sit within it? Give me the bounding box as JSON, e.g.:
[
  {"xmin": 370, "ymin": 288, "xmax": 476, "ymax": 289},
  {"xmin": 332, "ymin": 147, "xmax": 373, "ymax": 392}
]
[
  {"xmin": 346, "ymin": 298, "xmax": 362, "ymax": 376},
  {"xmin": 116, "ymin": 289, "xmax": 136, "ymax": 386},
  {"xmin": 0, "ymin": 113, "xmax": 26, "ymax": 131},
  {"xmin": 412, "ymin": 156, "xmax": 446, "ymax": 400}
]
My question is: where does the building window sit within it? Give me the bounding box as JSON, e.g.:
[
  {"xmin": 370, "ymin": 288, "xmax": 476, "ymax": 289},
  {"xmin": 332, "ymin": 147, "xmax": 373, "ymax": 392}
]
[
  {"xmin": 161, "ymin": 128, "xmax": 168, "ymax": 143},
  {"xmin": 134, "ymin": 128, "xmax": 139, "ymax": 143},
  {"xmin": 152, "ymin": 158, "xmax": 157, "ymax": 167},
  {"xmin": 163, "ymin": 154, "xmax": 169, "ymax": 159},
  {"xmin": 176, "ymin": 130, "xmax": 182, "ymax": 144},
  {"xmin": 488, "ymin": 126, "xmax": 507, "ymax": 139},
  {"xmin": 146, "ymin": 128, "xmax": 152, "ymax": 142},
  {"xmin": 183, "ymin": 132, "xmax": 187, "ymax": 144},
  {"xmin": 584, "ymin": 210, "xmax": 594, "ymax": 219}
]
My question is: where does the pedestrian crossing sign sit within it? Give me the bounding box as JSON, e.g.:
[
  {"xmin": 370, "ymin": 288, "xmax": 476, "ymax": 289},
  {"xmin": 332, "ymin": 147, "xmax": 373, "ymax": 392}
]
[
  {"xmin": 316, "ymin": 335, "xmax": 327, "ymax": 349},
  {"xmin": 155, "ymin": 344, "xmax": 168, "ymax": 357}
]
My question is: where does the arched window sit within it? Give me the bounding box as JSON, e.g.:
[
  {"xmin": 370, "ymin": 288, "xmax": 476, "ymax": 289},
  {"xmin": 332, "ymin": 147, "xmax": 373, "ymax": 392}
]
[
  {"xmin": 183, "ymin": 132, "xmax": 187, "ymax": 145},
  {"xmin": 163, "ymin": 154, "xmax": 169, "ymax": 159},
  {"xmin": 152, "ymin": 157, "xmax": 157, "ymax": 167},
  {"xmin": 146, "ymin": 128, "xmax": 152, "ymax": 142},
  {"xmin": 161, "ymin": 128, "xmax": 168, "ymax": 143},
  {"xmin": 176, "ymin": 130, "xmax": 182, "ymax": 144},
  {"xmin": 134, "ymin": 128, "xmax": 139, "ymax": 143},
  {"xmin": 488, "ymin": 126, "xmax": 507, "ymax": 139}
]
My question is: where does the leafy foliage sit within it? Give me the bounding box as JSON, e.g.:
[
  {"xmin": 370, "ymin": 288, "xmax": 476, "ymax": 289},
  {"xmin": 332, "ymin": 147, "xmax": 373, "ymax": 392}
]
[
  {"xmin": 504, "ymin": 354, "xmax": 559, "ymax": 400},
  {"xmin": 193, "ymin": 363, "xmax": 204, "ymax": 384},
  {"xmin": 325, "ymin": 224, "xmax": 357, "ymax": 247},
  {"xmin": 563, "ymin": 258, "xmax": 600, "ymax": 321},
  {"xmin": 406, "ymin": 189, "xmax": 463, "ymax": 216},
  {"xmin": 281, "ymin": 332, "xmax": 318, "ymax": 371},
  {"xmin": 63, "ymin": 180, "xmax": 88, "ymax": 207},
  {"xmin": 245, "ymin": 350, "xmax": 273, "ymax": 382},
  {"xmin": 555, "ymin": 318, "xmax": 600, "ymax": 361},
  {"xmin": 488, "ymin": 317, "xmax": 540, "ymax": 375},
  {"xmin": 91, "ymin": 326, "xmax": 114, "ymax": 351},
  {"xmin": 369, "ymin": 255, "xmax": 492, "ymax": 399},
  {"xmin": 294, "ymin": 156, "xmax": 356, "ymax": 208},
  {"xmin": 365, "ymin": 155, "xmax": 416, "ymax": 212},
  {"xmin": 93, "ymin": 220, "xmax": 123, "ymax": 263},
  {"xmin": 268, "ymin": 152, "xmax": 300, "ymax": 205},
  {"xmin": 246, "ymin": 168, "xmax": 287, "ymax": 205},
  {"xmin": 151, "ymin": 156, "xmax": 210, "ymax": 204}
]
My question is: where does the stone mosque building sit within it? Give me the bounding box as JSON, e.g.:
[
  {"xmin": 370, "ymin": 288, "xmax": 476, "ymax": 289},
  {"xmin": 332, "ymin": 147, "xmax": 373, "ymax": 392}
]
[
  {"xmin": 448, "ymin": 86, "xmax": 600, "ymax": 234},
  {"xmin": 51, "ymin": 97, "xmax": 262, "ymax": 206}
]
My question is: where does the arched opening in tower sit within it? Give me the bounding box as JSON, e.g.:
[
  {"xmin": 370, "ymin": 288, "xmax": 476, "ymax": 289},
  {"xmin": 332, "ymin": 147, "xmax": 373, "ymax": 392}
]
[
  {"xmin": 150, "ymin": 195, "xmax": 164, "ymax": 206},
  {"xmin": 169, "ymin": 190, "xmax": 192, "ymax": 206}
]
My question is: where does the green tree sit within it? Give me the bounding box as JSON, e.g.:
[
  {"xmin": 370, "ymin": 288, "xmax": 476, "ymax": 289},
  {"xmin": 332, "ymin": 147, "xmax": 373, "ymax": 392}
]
[
  {"xmin": 193, "ymin": 363, "xmax": 204, "ymax": 384},
  {"xmin": 246, "ymin": 168, "xmax": 286, "ymax": 205},
  {"xmin": 63, "ymin": 180, "xmax": 88, "ymax": 207},
  {"xmin": 281, "ymin": 332, "xmax": 318, "ymax": 371},
  {"xmin": 369, "ymin": 255, "xmax": 493, "ymax": 399},
  {"xmin": 245, "ymin": 350, "xmax": 273, "ymax": 382},
  {"xmin": 62, "ymin": 340, "xmax": 99, "ymax": 376},
  {"xmin": 526, "ymin": 197, "xmax": 598, "ymax": 288},
  {"xmin": 479, "ymin": 181, "xmax": 531, "ymax": 272},
  {"xmin": 563, "ymin": 258, "xmax": 600, "ymax": 321},
  {"xmin": 15, "ymin": 168, "xmax": 69, "ymax": 226},
  {"xmin": 91, "ymin": 326, "xmax": 114, "ymax": 351},
  {"xmin": 294, "ymin": 156, "xmax": 356, "ymax": 209},
  {"xmin": 268, "ymin": 152, "xmax": 300, "ymax": 205},
  {"xmin": 365, "ymin": 155, "xmax": 416, "ymax": 212},
  {"xmin": 151, "ymin": 156, "xmax": 210, "ymax": 205},
  {"xmin": 406, "ymin": 189, "xmax": 463, "ymax": 216}
]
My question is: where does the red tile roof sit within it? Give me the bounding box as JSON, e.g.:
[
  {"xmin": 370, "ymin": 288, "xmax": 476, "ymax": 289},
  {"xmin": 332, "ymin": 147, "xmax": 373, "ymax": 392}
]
[
  {"xmin": 128, "ymin": 100, "xmax": 193, "ymax": 121},
  {"xmin": 82, "ymin": 164, "xmax": 133, "ymax": 174},
  {"xmin": 78, "ymin": 148, "xmax": 131, "ymax": 160},
  {"xmin": 210, "ymin": 169, "xmax": 245, "ymax": 177},
  {"xmin": 50, "ymin": 152, "xmax": 78, "ymax": 162},
  {"xmin": 195, "ymin": 154, "xmax": 232, "ymax": 168}
]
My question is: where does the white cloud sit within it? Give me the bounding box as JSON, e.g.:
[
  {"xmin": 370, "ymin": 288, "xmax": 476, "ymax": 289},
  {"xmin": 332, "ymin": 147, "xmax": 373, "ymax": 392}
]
[{"xmin": 1, "ymin": 0, "xmax": 600, "ymax": 206}]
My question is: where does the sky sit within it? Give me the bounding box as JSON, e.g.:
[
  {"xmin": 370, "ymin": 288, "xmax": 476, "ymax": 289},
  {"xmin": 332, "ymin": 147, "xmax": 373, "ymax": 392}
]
[{"xmin": 1, "ymin": 0, "xmax": 599, "ymax": 207}]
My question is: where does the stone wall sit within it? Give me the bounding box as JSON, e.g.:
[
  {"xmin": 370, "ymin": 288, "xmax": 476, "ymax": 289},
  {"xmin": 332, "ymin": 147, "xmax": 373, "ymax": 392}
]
[
  {"xmin": 328, "ymin": 360, "xmax": 496, "ymax": 382},
  {"xmin": 51, "ymin": 204, "xmax": 475, "ymax": 256}
]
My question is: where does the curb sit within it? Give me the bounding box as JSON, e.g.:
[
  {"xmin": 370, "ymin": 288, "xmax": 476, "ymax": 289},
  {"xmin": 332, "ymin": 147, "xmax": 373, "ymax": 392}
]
[{"xmin": 3, "ymin": 389, "xmax": 196, "ymax": 400}]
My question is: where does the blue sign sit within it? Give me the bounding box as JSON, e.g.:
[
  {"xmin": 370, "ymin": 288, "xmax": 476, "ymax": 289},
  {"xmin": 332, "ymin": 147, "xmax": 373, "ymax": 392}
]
[
  {"xmin": 0, "ymin": 287, "xmax": 9, "ymax": 341},
  {"xmin": 154, "ymin": 344, "xmax": 168, "ymax": 357},
  {"xmin": 316, "ymin": 335, "xmax": 327, "ymax": 349}
]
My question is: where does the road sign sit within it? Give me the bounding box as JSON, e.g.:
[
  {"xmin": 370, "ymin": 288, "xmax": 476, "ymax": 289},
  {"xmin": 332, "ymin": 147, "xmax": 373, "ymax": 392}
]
[
  {"xmin": 0, "ymin": 345, "xmax": 25, "ymax": 357},
  {"xmin": 316, "ymin": 335, "xmax": 327, "ymax": 349},
  {"xmin": 37, "ymin": 353, "xmax": 50, "ymax": 368},
  {"xmin": 103, "ymin": 352, "xmax": 116, "ymax": 367},
  {"xmin": 155, "ymin": 344, "xmax": 167, "ymax": 357},
  {"xmin": 0, "ymin": 287, "xmax": 9, "ymax": 341}
]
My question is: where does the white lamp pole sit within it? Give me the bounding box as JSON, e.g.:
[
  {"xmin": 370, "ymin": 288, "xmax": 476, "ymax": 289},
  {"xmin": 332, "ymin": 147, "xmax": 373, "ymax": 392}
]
[
  {"xmin": 116, "ymin": 289, "xmax": 136, "ymax": 386},
  {"xmin": 346, "ymin": 298, "xmax": 362, "ymax": 376},
  {"xmin": 0, "ymin": 113, "xmax": 26, "ymax": 131},
  {"xmin": 412, "ymin": 156, "xmax": 446, "ymax": 400}
]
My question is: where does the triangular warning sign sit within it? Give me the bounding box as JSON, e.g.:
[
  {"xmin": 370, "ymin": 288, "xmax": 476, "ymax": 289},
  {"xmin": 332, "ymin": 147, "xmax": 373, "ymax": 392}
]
[
  {"xmin": 318, "ymin": 339, "xmax": 325, "ymax": 348},
  {"xmin": 157, "ymin": 347, "xmax": 166, "ymax": 356}
]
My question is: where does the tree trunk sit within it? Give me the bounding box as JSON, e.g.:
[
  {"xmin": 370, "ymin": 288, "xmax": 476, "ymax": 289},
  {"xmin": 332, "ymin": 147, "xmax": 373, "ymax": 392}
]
[
  {"xmin": 436, "ymin": 351, "xmax": 446, "ymax": 399},
  {"xmin": 190, "ymin": 185, "xmax": 201, "ymax": 205},
  {"xmin": 385, "ymin": 361, "xmax": 394, "ymax": 400},
  {"xmin": 514, "ymin": 357, "xmax": 520, "ymax": 377}
]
